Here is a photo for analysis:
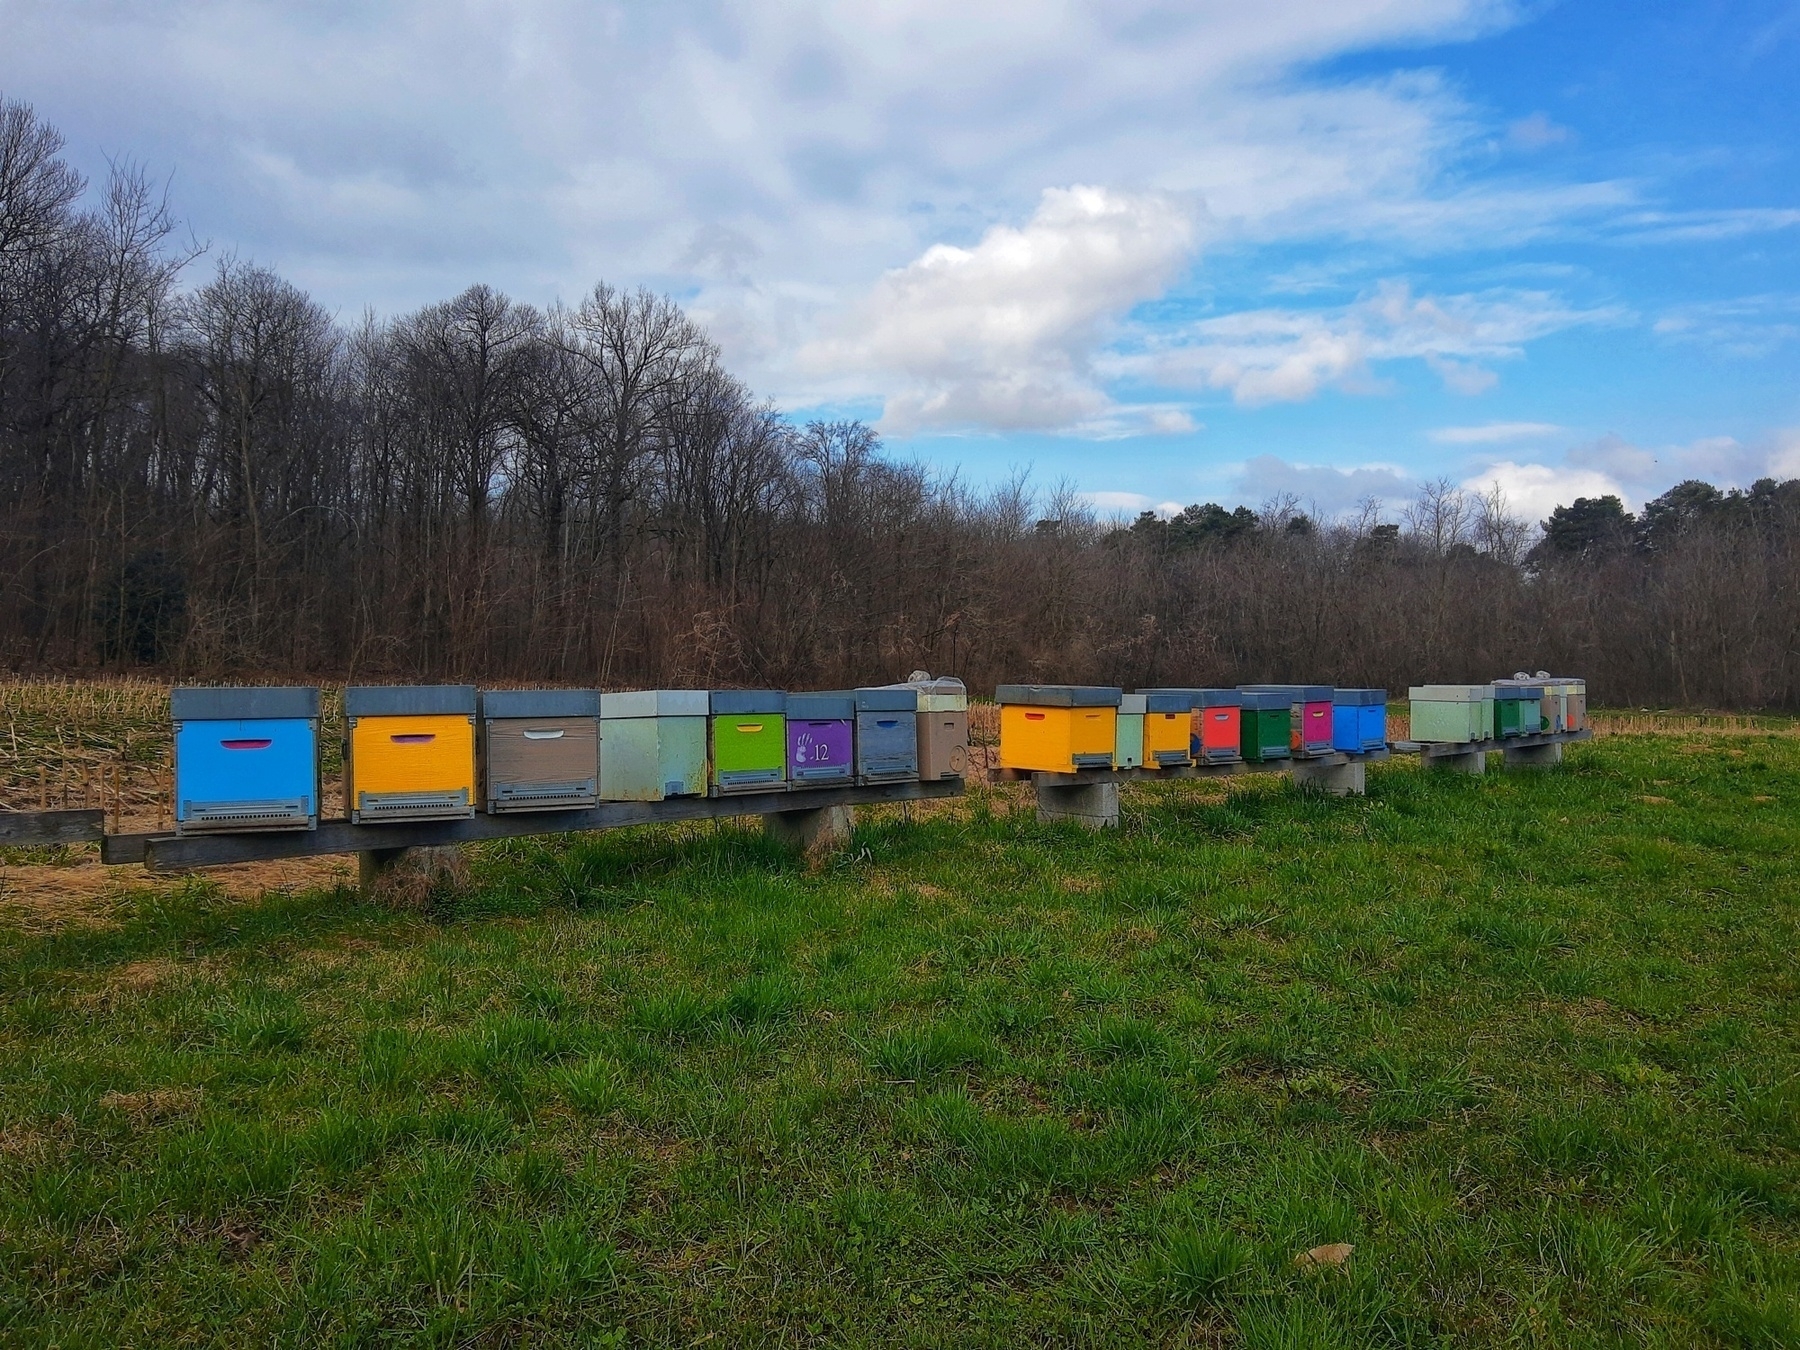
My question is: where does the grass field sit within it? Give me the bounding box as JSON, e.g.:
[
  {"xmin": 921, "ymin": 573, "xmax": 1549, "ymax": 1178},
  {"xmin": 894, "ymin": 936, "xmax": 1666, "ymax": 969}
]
[{"xmin": 1, "ymin": 733, "xmax": 1797, "ymax": 1346}]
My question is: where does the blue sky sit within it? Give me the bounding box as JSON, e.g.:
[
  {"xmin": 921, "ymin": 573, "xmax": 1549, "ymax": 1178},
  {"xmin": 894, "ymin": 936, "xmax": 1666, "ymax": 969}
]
[{"xmin": 4, "ymin": 0, "xmax": 1796, "ymax": 522}]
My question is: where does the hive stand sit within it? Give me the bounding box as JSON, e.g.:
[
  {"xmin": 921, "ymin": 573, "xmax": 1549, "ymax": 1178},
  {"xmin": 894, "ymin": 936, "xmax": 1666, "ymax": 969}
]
[
  {"xmin": 763, "ymin": 803, "xmax": 856, "ymax": 853},
  {"xmin": 98, "ymin": 777, "xmax": 964, "ymax": 893},
  {"xmin": 1035, "ymin": 781, "xmax": 1121, "ymax": 829},
  {"xmin": 0, "ymin": 809, "xmax": 103, "ymax": 845},
  {"xmin": 1503, "ymin": 741, "xmax": 1564, "ymax": 769},
  {"xmin": 1291, "ymin": 758, "xmax": 1366, "ymax": 796}
]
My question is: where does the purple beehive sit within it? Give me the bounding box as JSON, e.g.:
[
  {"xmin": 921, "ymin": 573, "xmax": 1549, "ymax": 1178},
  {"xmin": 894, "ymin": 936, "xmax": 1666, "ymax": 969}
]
[{"xmin": 786, "ymin": 694, "xmax": 855, "ymax": 786}]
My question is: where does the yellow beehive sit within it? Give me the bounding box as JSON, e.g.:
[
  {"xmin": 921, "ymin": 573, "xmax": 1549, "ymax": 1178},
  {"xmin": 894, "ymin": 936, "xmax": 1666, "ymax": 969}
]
[
  {"xmin": 344, "ymin": 686, "xmax": 478, "ymax": 822},
  {"xmin": 995, "ymin": 685, "xmax": 1120, "ymax": 772},
  {"xmin": 1141, "ymin": 693, "xmax": 1194, "ymax": 768}
]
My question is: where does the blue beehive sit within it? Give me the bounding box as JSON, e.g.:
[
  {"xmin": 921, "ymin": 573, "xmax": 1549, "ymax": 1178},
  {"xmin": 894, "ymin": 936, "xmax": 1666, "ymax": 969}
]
[
  {"xmin": 172, "ymin": 687, "xmax": 321, "ymax": 834},
  {"xmin": 1332, "ymin": 688, "xmax": 1388, "ymax": 753},
  {"xmin": 846, "ymin": 687, "xmax": 920, "ymax": 783}
]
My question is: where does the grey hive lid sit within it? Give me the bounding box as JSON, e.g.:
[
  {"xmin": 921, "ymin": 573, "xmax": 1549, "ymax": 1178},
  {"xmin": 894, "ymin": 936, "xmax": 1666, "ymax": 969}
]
[
  {"xmin": 1332, "ymin": 688, "xmax": 1387, "ymax": 706},
  {"xmin": 1117, "ymin": 693, "xmax": 1148, "ymax": 715},
  {"xmin": 852, "ymin": 687, "xmax": 917, "ymax": 712},
  {"xmin": 1144, "ymin": 692, "xmax": 1197, "ymax": 713},
  {"xmin": 344, "ymin": 685, "xmax": 477, "ymax": 717},
  {"xmin": 787, "ymin": 693, "xmax": 855, "ymax": 720},
  {"xmin": 1241, "ymin": 684, "xmax": 1333, "ymax": 701},
  {"xmin": 1195, "ymin": 689, "xmax": 1243, "ymax": 707},
  {"xmin": 600, "ymin": 689, "xmax": 710, "ymax": 718},
  {"xmin": 1408, "ymin": 685, "xmax": 1492, "ymax": 702},
  {"xmin": 709, "ymin": 689, "xmax": 786, "ymax": 715},
  {"xmin": 172, "ymin": 686, "xmax": 321, "ymax": 721},
  {"xmin": 481, "ymin": 688, "xmax": 600, "ymax": 719},
  {"xmin": 1238, "ymin": 690, "xmax": 1293, "ymax": 710},
  {"xmin": 994, "ymin": 684, "xmax": 1121, "ymax": 707},
  {"xmin": 1496, "ymin": 684, "xmax": 1546, "ymax": 699}
]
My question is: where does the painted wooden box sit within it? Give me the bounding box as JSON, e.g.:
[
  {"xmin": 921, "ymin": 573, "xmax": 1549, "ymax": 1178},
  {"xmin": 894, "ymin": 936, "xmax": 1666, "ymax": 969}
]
[
  {"xmin": 850, "ymin": 687, "xmax": 920, "ymax": 784},
  {"xmin": 172, "ymin": 686, "xmax": 321, "ymax": 834},
  {"xmin": 1407, "ymin": 685, "xmax": 1494, "ymax": 744},
  {"xmin": 1143, "ymin": 692, "xmax": 1196, "ymax": 768},
  {"xmin": 1237, "ymin": 690, "xmax": 1293, "ymax": 762},
  {"xmin": 1242, "ymin": 684, "xmax": 1333, "ymax": 756},
  {"xmin": 888, "ymin": 677, "xmax": 969, "ymax": 781},
  {"xmin": 598, "ymin": 691, "xmax": 709, "ymax": 801},
  {"xmin": 995, "ymin": 685, "xmax": 1120, "ymax": 773},
  {"xmin": 1492, "ymin": 683, "xmax": 1545, "ymax": 739},
  {"xmin": 1332, "ymin": 688, "xmax": 1388, "ymax": 753},
  {"xmin": 710, "ymin": 690, "xmax": 787, "ymax": 795},
  {"xmin": 1114, "ymin": 693, "xmax": 1146, "ymax": 769},
  {"xmin": 786, "ymin": 693, "xmax": 855, "ymax": 787},
  {"xmin": 480, "ymin": 688, "xmax": 600, "ymax": 814},
  {"xmin": 344, "ymin": 685, "xmax": 478, "ymax": 823},
  {"xmin": 1194, "ymin": 690, "xmax": 1243, "ymax": 763}
]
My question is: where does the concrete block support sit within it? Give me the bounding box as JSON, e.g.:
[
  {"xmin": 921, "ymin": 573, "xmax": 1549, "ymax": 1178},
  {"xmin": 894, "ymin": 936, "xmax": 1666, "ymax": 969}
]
[
  {"xmin": 1293, "ymin": 759, "xmax": 1366, "ymax": 796},
  {"xmin": 764, "ymin": 804, "xmax": 856, "ymax": 855},
  {"xmin": 358, "ymin": 847, "xmax": 411, "ymax": 895},
  {"xmin": 1430, "ymin": 747, "xmax": 1488, "ymax": 776},
  {"xmin": 1035, "ymin": 781, "xmax": 1120, "ymax": 829},
  {"xmin": 1503, "ymin": 741, "xmax": 1564, "ymax": 769}
]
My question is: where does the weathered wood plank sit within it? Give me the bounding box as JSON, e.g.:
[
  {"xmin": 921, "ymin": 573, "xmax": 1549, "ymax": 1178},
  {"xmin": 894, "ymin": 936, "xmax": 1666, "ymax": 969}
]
[
  {"xmin": 0, "ymin": 809, "xmax": 105, "ymax": 846},
  {"xmin": 120, "ymin": 777, "xmax": 965, "ymax": 872}
]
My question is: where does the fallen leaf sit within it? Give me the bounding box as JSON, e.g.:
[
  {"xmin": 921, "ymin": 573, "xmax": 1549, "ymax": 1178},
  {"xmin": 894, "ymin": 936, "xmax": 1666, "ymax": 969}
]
[{"xmin": 1295, "ymin": 1242, "xmax": 1354, "ymax": 1270}]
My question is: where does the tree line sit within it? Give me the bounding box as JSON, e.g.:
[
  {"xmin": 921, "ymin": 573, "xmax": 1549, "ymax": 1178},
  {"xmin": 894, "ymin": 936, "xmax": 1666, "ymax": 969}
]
[{"xmin": 3, "ymin": 96, "xmax": 1796, "ymax": 707}]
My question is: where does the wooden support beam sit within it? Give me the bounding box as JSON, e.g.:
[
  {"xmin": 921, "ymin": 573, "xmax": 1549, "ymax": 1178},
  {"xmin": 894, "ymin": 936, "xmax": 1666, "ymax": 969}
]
[
  {"xmin": 0, "ymin": 809, "xmax": 105, "ymax": 846},
  {"xmin": 109, "ymin": 777, "xmax": 963, "ymax": 872}
]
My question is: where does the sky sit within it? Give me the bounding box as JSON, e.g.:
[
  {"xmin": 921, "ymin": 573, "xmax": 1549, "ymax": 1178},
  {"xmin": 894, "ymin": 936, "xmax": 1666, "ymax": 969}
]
[{"xmin": 4, "ymin": 0, "xmax": 1798, "ymax": 524}]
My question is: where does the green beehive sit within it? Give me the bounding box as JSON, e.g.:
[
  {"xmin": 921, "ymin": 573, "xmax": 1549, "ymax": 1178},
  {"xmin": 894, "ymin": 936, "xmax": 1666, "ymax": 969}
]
[
  {"xmin": 1114, "ymin": 694, "xmax": 1146, "ymax": 769},
  {"xmin": 599, "ymin": 691, "xmax": 709, "ymax": 801},
  {"xmin": 1492, "ymin": 682, "xmax": 1545, "ymax": 738},
  {"xmin": 1408, "ymin": 685, "xmax": 1494, "ymax": 744},
  {"xmin": 709, "ymin": 691, "xmax": 787, "ymax": 794},
  {"xmin": 1237, "ymin": 690, "xmax": 1292, "ymax": 762}
]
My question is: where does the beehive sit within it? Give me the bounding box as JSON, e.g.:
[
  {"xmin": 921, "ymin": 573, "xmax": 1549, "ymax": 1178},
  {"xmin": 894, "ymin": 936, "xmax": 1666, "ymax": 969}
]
[
  {"xmin": 1142, "ymin": 692, "xmax": 1195, "ymax": 768},
  {"xmin": 1407, "ymin": 685, "xmax": 1494, "ymax": 744},
  {"xmin": 995, "ymin": 685, "xmax": 1120, "ymax": 773},
  {"xmin": 480, "ymin": 689, "xmax": 600, "ymax": 813},
  {"xmin": 1331, "ymin": 688, "xmax": 1388, "ymax": 753},
  {"xmin": 1114, "ymin": 694, "xmax": 1146, "ymax": 769},
  {"xmin": 1193, "ymin": 690, "xmax": 1243, "ymax": 763},
  {"xmin": 1242, "ymin": 684, "xmax": 1333, "ymax": 756},
  {"xmin": 171, "ymin": 687, "xmax": 321, "ymax": 834},
  {"xmin": 1237, "ymin": 691, "xmax": 1293, "ymax": 762},
  {"xmin": 598, "ymin": 691, "xmax": 709, "ymax": 801},
  {"xmin": 709, "ymin": 691, "xmax": 787, "ymax": 794},
  {"xmin": 344, "ymin": 686, "xmax": 478, "ymax": 823},
  {"xmin": 891, "ymin": 677, "xmax": 970, "ymax": 781},
  {"xmin": 786, "ymin": 693, "xmax": 855, "ymax": 787},
  {"xmin": 1491, "ymin": 684, "xmax": 1544, "ymax": 739},
  {"xmin": 849, "ymin": 688, "xmax": 920, "ymax": 783}
]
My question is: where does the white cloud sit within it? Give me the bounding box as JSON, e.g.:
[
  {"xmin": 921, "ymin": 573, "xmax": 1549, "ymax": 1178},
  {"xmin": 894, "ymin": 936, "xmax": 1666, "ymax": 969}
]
[
  {"xmin": 1127, "ymin": 282, "xmax": 1620, "ymax": 406},
  {"xmin": 1652, "ymin": 294, "xmax": 1800, "ymax": 356},
  {"xmin": 1430, "ymin": 421, "xmax": 1565, "ymax": 444},
  {"xmin": 1234, "ymin": 455, "xmax": 1417, "ymax": 516},
  {"xmin": 1085, "ymin": 491, "xmax": 1185, "ymax": 519},
  {"xmin": 1506, "ymin": 112, "xmax": 1572, "ymax": 151},
  {"xmin": 1461, "ymin": 461, "xmax": 1625, "ymax": 520},
  {"xmin": 798, "ymin": 185, "xmax": 1197, "ymax": 433}
]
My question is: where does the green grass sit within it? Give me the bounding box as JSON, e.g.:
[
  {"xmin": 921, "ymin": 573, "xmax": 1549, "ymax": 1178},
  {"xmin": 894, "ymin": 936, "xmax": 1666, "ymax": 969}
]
[{"xmin": 1, "ymin": 736, "xmax": 1797, "ymax": 1346}]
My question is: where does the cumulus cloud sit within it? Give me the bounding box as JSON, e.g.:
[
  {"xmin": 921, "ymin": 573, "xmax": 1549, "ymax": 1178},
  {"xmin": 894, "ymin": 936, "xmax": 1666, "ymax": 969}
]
[
  {"xmin": 1126, "ymin": 282, "xmax": 1619, "ymax": 406},
  {"xmin": 1461, "ymin": 461, "xmax": 1626, "ymax": 521},
  {"xmin": 799, "ymin": 185, "xmax": 1197, "ymax": 433},
  {"xmin": 1430, "ymin": 421, "xmax": 1564, "ymax": 444},
  {"xmin": 1085, "ymin": 490, "xmax": 1186, "ymax": 519},
  {"xmin": 1234, "ymin": 455, "xmax": 1417, "ymax": 516}
]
